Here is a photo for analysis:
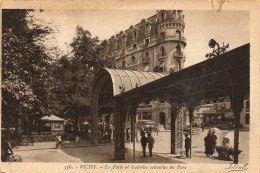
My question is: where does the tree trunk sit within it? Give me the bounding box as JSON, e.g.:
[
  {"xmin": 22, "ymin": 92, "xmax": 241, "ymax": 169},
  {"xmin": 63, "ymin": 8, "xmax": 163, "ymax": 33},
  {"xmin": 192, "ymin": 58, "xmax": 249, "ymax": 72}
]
[
  {"xmin": 23, "ymin": 117, "xmax": 29, "ymax": 135},
  {"xmin": 28, "ymin": 115, "xmax": 33, "ymax": 135},
  {"xmin": 14, "ymin": 115, "xmax": 19, "ymax": 135},
  {"xmin": 73, "ymin": 116, "xmax": 79, "ymax": 133},
  {"xmin": 38, "ymin": 120, "xmax": 41, "ymax": 135}
]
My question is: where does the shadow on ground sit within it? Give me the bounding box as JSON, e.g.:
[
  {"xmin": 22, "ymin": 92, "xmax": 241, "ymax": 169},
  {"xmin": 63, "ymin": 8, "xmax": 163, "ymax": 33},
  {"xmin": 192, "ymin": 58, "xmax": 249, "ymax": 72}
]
[{"xmin": 61, "ymin": 142, "xmax": 183, "ymax": 163}]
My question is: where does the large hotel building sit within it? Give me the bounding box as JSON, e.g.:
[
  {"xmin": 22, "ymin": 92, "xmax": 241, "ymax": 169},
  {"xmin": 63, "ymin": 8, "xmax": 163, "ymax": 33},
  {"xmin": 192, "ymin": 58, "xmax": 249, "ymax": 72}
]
[
  {"xmin": 99, "ymin": 10, "xmax": 249, "ymax": 131},
  {"xmin": 100, "ymin": 10, "xmax": 187, "ymax": 130}
]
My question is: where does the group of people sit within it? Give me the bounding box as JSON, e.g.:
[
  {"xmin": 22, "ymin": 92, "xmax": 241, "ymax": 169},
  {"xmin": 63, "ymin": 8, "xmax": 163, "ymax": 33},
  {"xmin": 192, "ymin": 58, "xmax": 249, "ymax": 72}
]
[
  {"xmin": 98, "ymin": 126, "xmax": 113, "ymax": 143},
  {"xmin": 204, "ymin": 130, "xmax": 217, "ymax": 157},
  {"xmin": 140, "ymin": 128, "xmax": 154, "ymax": 157}
]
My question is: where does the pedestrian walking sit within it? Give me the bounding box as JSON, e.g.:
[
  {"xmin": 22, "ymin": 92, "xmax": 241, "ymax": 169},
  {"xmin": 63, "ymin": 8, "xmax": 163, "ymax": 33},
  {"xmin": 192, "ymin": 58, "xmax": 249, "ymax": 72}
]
[
  {"xmin": 149, "ymin": 125, "xmax": 152, "ymax": 135},
  {"xmin": 55, "ymin": 133, "xmax": 62, "ymax": 149},
  {"xmin": 140, "ymin": 127, "xmax": 145, "ymax": 137},
  {"xmin": 108, "ymin": 127, "xmax": 112, "ymax": 143},
  {"xmin": 229, "ymin": 122, "xmax": 233, "ymax": 131},
  {"xmin": 204, "ymin": 131, "xmax": 214, "ymax": 157},
  {"xmin": 140, "ymin": 134, "xmax": 148, "ymax": 157},
  {"xmin": 147, "ymin": 133, "xmax": 154, "ymax": 157},
  {"xmin": 104, "ymin": 130, "xmax": 108, "ymax": 143},
  {"xmin": 98, "ymin": 130, "xmax": 102, "ymax": 143},
  {"xmin": 126, "ymin": 128, "xmax": 130, "ymax": 142},
  {"xmin": 201, "ymin": 122, "xmax": 205, "ymax": 132},
  {"xmin": 211, "ymin": 131, "xmax": 217, "ymax": 152},
  {"xmin": 184, "ymin": 134, "xmax": 191, "ymax": 158}
]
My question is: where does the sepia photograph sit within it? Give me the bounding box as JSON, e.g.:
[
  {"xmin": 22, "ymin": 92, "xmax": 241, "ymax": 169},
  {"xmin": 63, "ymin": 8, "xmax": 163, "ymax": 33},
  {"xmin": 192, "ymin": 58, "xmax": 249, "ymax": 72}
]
[{"xmin": 1, "ymin": 0, "xmax": 259, "ymax": 172}]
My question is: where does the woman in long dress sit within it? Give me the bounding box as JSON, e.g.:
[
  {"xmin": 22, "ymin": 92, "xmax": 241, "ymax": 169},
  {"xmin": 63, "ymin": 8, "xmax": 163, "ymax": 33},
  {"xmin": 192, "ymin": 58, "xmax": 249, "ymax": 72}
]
[{"xmin": 204, "ymin": 132, "xmax": 214, "ymax": 157}]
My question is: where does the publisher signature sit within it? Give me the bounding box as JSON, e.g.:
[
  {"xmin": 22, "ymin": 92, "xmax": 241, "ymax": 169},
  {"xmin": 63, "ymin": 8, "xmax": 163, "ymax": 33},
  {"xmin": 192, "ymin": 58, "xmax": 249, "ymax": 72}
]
[{"xmin": 225, "ymin": 163, "xmax": 248, "ymax": 172}]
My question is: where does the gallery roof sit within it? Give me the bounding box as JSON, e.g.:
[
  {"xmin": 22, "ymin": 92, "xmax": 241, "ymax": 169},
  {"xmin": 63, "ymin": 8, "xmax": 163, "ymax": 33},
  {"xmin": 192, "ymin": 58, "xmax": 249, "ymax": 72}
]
[{"xmin": 102, "ymin": 68, "xmax": 166, "ymax": 96}]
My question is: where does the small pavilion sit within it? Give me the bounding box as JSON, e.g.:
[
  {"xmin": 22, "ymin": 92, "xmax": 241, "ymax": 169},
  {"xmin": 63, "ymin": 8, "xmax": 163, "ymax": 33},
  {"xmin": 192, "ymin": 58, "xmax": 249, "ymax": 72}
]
[{"xmin": 40, "ymin": 114, "xmax": 64, "ymax": 135}]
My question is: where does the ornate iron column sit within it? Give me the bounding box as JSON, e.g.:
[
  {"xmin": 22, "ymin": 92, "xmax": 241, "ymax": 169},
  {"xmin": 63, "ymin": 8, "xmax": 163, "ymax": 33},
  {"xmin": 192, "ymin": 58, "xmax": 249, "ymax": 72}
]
[
  {"xmin": 187, "ymin": 106, "xmax": 195, "ymax": 158},
  {"xmin": 170, "ymin": 101, "xmax": 179, "ymax": 154},
  {"xmin": 231, "ymin": 93, "xmax": 245, "ymax": 164},
  {"xmin": 129, "ymin": 100, "xmax": 139, "ymax": 163},
  {"xmin": 113, "ymin": 98, "xmax": 126, "ymax": 160}
]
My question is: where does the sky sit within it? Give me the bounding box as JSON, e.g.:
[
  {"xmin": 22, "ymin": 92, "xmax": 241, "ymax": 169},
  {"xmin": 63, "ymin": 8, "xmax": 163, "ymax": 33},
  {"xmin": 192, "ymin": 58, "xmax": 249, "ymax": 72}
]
[{"xmin": 33, "ymin": 10, "xmax": 249, "ymax": 68}]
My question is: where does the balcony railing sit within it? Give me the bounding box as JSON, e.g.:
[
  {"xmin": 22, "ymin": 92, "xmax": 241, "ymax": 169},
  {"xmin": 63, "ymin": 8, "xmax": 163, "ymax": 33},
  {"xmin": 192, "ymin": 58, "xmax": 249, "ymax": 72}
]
[
  {"xmin": 157, "ymin": 52, "xmax": 167, "ymax": 60},
  {"xmin": 142, "ymin": 57, "xmax": 150, "ymax": 64},
  {"xmin": 173, "ymin": 51, "xmax": 184, "ymax": 58},
  {"xmin": 157, "ymin": 55, "xmax": 166, "ymax": 60},
  {"xmin": 179, "ymin": 36, "xmax": 186, "ymax": 43},
  {"xmin": 128, "ymin": 61, "xmax": 138, "ymax": 67}
]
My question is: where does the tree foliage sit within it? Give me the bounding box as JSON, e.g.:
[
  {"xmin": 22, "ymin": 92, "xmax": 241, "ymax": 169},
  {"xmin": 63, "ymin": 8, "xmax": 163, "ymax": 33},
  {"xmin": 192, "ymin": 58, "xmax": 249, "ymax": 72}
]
[
  {"xmin": 2, "ymin": 9, "xmax": 53, "ymax": 134},
  {"xmin": 205, "ymin": 39, "xmax": 229, "ymax": 59},
  {"xmin": 49, "ymin": 26, "xmax": 105, "ymax": 132},
  {"xmin": 70, "ymin": 26, "xmax": 105, "ymax": 72},
  {"xmin": 2, "ymin": 11, "xmax": 106, "ymax": 135}
]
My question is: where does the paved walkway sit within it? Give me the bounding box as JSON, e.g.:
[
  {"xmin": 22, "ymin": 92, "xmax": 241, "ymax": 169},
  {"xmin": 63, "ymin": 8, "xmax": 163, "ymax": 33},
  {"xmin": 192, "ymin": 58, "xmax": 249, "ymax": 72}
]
[
  {"xmin": 11, "ymin": 128, "xmax": 248, "ymax": 163},
  {"xmin": 125, "ymin": 128, "xmax": 249, "ymax": 164},
  {"xmin": 12, "ymin": 141, "xmax": 182, "ymax": 163}
]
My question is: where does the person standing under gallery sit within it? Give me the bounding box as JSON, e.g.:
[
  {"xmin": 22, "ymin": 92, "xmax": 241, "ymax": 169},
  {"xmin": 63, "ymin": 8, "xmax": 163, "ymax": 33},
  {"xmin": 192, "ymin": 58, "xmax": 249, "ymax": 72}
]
[
  {"xmin": 147, "ymin": 133, "xmax": 155, "ymax": 157},
  {"xmin": 141, "ymin": 134, "xmax": 148, "ymax": 157},
  {"xmin": 126, "ymin": 128, "xmax": 130, "ymax": 142},
  {"xmin": 204, "ymin": 131, "xmax": 214, "ymax": 157},
  {"xmin": 211, "ymin": 131, "xmax": 217, "ymax": 152},
  {"xmin": 201, "ymin": 121, "xmax": 205, "ymax": 132},
  {"xmin": 140, "ymin": 127, "xmax": 145, "ymax": 137},
  {"xmin": 184, "ymin": 134, "xmax": 191, "ymax": 158}
]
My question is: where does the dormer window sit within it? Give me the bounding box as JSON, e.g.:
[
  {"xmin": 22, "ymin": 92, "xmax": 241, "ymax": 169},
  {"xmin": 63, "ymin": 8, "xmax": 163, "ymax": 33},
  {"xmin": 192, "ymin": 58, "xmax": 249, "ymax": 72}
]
[
  {"xmin": 122, "ymin": 60, "xmax": 126, "ymax": 68},
  {"xmin": 133, "ymin": 30, "xmax": 137, "ymax": 39},
  {"xmin": 161, "ymin": 46, "xmax": 165, "ymax": 56},
  {"xmin": 159, "ymin": 61, "xmax": 165, "ymax": 72},
  {"xmin": 176, "ymin": 45, "xmax": 181, "ymax": 55},
  {"xmin": 122, "ymin": 35, "xmax": 127, "ymax": 45},
  {"xmin": 160, "ymin": 32, "xmax": 165, "ymax": 42},
  {"xmin": 161, "ymin": 12, "xmax": 166, "ymax": 21},
  {"xmin": 145, "ymin": 52, "xmax": 149, "ymax": 58},
  {"xmin": 173, "ymin": 10, "xmax": 177, "ymax": 18},
  {"xmin": 133, "ymin": 43, "xmax": 137, "ymax": 49},
  {"xmin": 121, "ymin": 48, "xmax": 126, "ymax": 56},
  {"xmin": 114, "ymin": 40, "xmax": 118, "ymax": 50},
  {"xmin": 145, "ymin": 22, "xmax": 151, "ymax": 33},
  {"xmin": 145, "ymin": 38, "xmax": 149, "ymax": 47},
  {"xmin": 131, "ymin": 56, "xmax": 136, "ymax": 62},
  {"xmin": 161, "ymin": 13, "xmax": 164, "ymax": 21},
  {"xmin": 176, "ymin": 30, "xmax": 181, "ymax": 39}
]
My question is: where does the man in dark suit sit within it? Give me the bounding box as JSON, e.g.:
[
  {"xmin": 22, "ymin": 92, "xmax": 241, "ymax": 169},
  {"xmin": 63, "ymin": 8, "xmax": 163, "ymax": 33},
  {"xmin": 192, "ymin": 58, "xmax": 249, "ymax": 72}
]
[{"xmin": 185, "ymin": 134, "xmax": 191, "ymax": 158}]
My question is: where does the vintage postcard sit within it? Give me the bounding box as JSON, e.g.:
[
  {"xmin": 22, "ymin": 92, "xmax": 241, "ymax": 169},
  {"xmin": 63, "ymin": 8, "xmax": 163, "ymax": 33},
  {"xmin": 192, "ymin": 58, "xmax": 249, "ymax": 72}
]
[{"xmin": 1, "ymin": 0, "xmax": 259, "ymax": 173}]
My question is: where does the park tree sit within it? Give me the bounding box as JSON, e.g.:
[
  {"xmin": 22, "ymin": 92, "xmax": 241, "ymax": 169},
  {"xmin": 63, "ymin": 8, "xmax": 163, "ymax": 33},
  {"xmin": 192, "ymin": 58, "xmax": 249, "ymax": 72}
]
[
  {"xmin": 50, "ymin": 56, "xmax": 92, "ymax": 132},
  {"xmin": 2, "ymin": 9, "xmax": 56, "ymax": 137},
  {"xmin": 49, "ymin": 26, "xmax": 105, "ymax": 133},
  {"xmin": 70, "ymin": 26, "xmax": 105, "ymax": 72},
  {"xmin": 205, "ymin": 39, "xmax": 229, "ymax": 59}
]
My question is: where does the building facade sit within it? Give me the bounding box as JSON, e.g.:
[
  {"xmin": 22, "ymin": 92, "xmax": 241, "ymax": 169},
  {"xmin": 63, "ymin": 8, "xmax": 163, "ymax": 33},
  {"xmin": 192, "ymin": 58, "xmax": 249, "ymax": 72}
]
[
  {"xmin": 195, "ymin": 98, "xmax": 250, "ymax": 130},
  {"xmin": 101, "ymin": 10, "xmax": 186, "ymax": 130}
]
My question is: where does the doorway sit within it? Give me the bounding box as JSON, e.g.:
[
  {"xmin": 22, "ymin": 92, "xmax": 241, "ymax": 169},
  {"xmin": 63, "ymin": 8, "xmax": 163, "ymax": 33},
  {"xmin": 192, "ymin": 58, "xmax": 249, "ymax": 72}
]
[{"xmin": 159, "ymin": 112, "xmax": 166, "ymax": 128}]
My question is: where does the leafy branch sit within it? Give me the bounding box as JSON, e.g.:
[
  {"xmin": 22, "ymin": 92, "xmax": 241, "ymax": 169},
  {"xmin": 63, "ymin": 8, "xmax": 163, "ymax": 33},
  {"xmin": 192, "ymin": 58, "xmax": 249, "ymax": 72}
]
[{"xmin": 205, "ymin": 39, "xmax": 229, "ymax": 59}]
